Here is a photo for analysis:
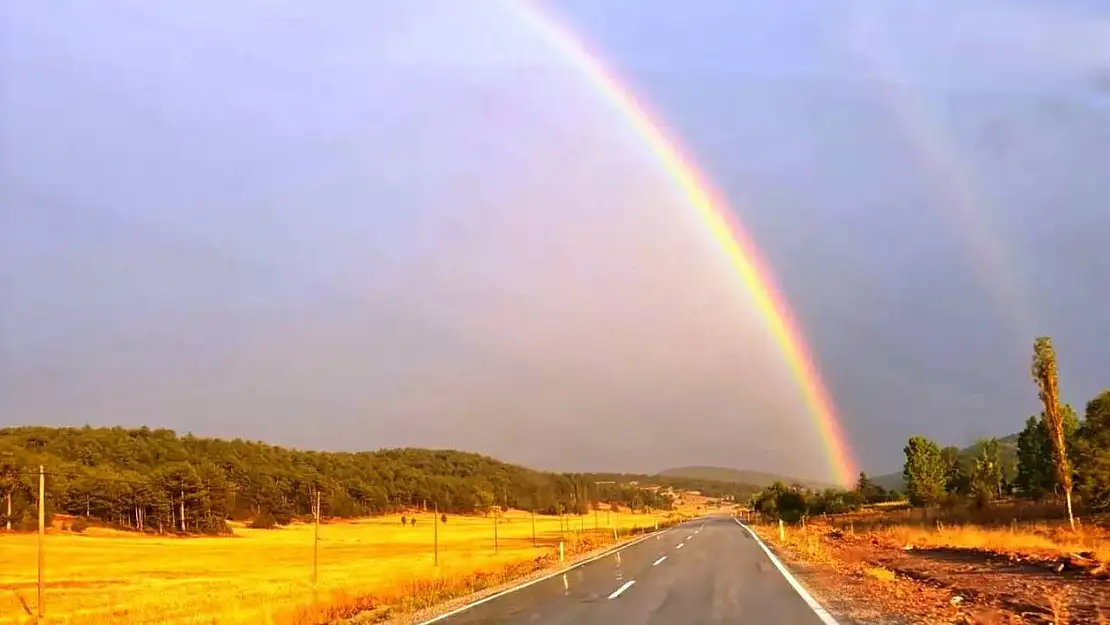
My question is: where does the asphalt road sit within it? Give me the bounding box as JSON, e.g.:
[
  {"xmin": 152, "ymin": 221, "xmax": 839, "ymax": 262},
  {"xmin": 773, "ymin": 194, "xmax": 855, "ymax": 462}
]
[{"xmin": 422, "ymin": 515, "xmax": 838, "ymax": 625}]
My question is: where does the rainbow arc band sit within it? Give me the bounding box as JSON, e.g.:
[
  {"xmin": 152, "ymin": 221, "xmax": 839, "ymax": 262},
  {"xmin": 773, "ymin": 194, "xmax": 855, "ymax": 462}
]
[{"xmin": 513, "ymin": 0, "xmax": 857, "ymax": 486}]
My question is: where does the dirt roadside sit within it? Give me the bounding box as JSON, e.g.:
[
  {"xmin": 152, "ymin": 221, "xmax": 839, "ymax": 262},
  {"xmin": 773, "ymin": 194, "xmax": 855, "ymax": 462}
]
[{"xmin": 751, "ymin": 525, "xmax": 1110, "ymax": 624}]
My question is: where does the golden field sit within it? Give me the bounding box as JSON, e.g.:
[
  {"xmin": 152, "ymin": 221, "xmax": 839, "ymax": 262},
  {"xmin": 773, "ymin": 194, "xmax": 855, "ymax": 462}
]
[{"xmin": 0, "ymin": 508, "xmax": 686, "ymax": 625}]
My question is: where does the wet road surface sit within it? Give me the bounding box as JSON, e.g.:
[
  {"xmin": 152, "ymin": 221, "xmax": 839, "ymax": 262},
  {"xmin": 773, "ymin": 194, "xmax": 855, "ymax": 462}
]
[{"xmin": 422, "ymin": 515, "xmax": 837, "ymax": 625}]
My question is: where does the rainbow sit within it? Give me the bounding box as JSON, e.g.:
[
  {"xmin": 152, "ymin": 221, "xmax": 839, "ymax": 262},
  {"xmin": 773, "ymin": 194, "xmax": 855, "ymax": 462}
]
[
  {"xmin": 846, "ymin": 21, "xmax": 1035, "ymax": 345},
  {"xmin": 512, "ymin": 1, "xmax": 858, "ymax": 486}
]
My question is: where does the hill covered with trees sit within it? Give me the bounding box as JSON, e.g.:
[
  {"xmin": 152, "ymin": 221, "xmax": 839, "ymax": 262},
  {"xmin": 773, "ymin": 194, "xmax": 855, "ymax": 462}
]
[
  {"xmin": 0, "ymin": 426, "xmax": 748, "ymax": 535},
  {"xmin": 659, "ymin": 465, "xmax": 836, "ymax": 491}
]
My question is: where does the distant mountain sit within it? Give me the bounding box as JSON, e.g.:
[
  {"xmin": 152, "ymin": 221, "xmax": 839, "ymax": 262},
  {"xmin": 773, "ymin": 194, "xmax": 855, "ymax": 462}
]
[
  {"xmin": 871, "ymin": 433, "xmax": 1021, "ymax": 492},
  {"xmin": 659, "ymin": 466, "xmax": 837, "ymax": 491}
]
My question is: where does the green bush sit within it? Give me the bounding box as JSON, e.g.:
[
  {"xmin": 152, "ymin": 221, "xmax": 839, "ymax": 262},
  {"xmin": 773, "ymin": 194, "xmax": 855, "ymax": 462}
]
[
  {"xmin": 250, "ymin": 510, "xmax": 278, "ymax": 529},
  {"xmin": 19, "ymin": 512, "xmax": 39, "ymax": 532},
  {"xmin": 71, "ymin": 516, "xmax": 90, "ymax": 533}
]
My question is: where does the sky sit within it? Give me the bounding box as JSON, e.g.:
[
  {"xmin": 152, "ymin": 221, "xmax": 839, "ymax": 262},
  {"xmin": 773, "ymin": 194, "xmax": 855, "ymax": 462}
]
[{"xmin": 2, "ymin": 0, "xmax": 1108, "ymax": 482}]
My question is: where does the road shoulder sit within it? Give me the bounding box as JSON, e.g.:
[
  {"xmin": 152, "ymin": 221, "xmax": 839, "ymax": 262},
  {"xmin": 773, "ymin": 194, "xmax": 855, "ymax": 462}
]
[{"xmin": 748, "ymin": 522, "xmax": 1110, "ymax": 624}]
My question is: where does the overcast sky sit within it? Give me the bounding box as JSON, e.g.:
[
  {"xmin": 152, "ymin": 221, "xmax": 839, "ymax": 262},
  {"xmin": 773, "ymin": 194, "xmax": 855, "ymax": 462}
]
[{"xmin": 2, "ymin": 0, "xmax": 1108, "ymax": 483}]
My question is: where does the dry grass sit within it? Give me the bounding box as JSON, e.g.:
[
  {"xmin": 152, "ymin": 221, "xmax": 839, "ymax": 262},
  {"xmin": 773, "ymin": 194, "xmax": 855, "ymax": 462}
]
[
  {"xmin": 863, "ymin": 566, "xmax": 896, "ymax": 583},
  {"xmin": 875, "ymin": 521, "xmax": 1110, "ymax": 567},
  {"xmin": 0, "ymin": 508, "xmax": 682, "ymax": 625},
  {"xmin": 766, "ymin": 514, "xmax": 1110, "ymax": 571}
]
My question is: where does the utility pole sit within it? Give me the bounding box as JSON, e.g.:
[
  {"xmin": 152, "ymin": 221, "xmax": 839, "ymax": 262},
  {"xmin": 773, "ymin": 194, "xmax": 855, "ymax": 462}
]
[
  {"xmin": 531, "ymin": 508, "xmax": 536, "ymax": 547},
  {"xmin": 312, "ymin": 491, "xmax": 321, "ymax": 584},
  {"xmin": 179, "ymin": 489, "xmax": 185, "ymax": 533},
  {"xmin": 38, "ymin": 465, "xmax": 45, "ymax": 620},
  {"xmin": 434, "ymin": 502, "xmax": 439, "ymax": 566},
  {"xmin": 1, "ymin": 451, "xmax": 12, "ymax": 532}
]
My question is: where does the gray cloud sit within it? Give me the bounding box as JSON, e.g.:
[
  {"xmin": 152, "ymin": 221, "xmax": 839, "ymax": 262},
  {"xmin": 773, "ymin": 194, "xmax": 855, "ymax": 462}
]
[{"xmin": 3, "ymin": 0, "xmax": 1108, "ymax": 482}]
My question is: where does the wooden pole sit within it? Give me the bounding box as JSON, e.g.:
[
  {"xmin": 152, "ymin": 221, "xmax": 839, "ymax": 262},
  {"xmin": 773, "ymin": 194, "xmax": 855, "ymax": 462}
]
[
  {"xmin": 312, "ymin": 491, "xmax": 320, "ymax": 584},
  {"xmin": 434, "ymin": 502, "xmax": 439, "ymax": 566},
  {"xmin": 493, "ymin": 506, "xmax": 499, "ymax": 554},
  {"xmin": 531, "ymin": 509, "xmax": 536, "ymax": 547},
  {"xmin": 38, "ymin": 465, "xmax": 45, "ymax": 620}
]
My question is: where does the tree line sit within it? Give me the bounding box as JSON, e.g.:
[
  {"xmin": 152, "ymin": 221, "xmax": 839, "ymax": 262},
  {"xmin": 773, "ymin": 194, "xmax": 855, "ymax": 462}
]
[
  {"xmin": 896, "ymin": 337, "xmax": 1108, "ymax": 526},
  {"xmin": 747, "ymin": 473, "xmax": 901, "ymax": 523},
  {"xmin": 0, "ymin": 425, "xmax": 762, "ymax": 535},
  {"xmin": 747, "ymin": 336, "xmax": 1109, "ymax": 524}
]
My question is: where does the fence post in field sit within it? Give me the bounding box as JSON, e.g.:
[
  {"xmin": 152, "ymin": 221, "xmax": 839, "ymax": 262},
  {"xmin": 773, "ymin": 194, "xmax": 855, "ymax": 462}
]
[
  {"xmin": 531, "ymin": 509, "xmax": 536, "ymax": 547},
  {"xmin": 434, "ymin": 502, "xmax": 439, "ymax": 566},
  {"xmin": 493, "ymin": 507, "xmax": 499, "ymax": 554},
  {"xmin": 312, "ymin": 490, "xmax": 320, "ymax": 585},
  {"xmin": 559, "ymin": 541, "xmax": 564, "ymax": 562},
  {"xmin": 612, "ymin": 526, "xmax": 617, "ymax": 544},
  {"xmin": 778, "ymin": 519, "xmax": 785, "ymax": 541},
  {"xmin": 38, "ymin": 464, "xmax": 45, "ymax": 620}
]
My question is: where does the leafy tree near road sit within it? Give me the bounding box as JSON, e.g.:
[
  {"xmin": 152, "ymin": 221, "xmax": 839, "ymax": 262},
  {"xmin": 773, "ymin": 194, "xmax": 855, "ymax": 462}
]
[
  {"xmin": 809, "ymin": 488, "xmax": 862, "ymax": 515},
  {"xmin": 855, "ymin": 472, "xmax": 893, "ymax": 504},
  {"xmin": 903, "ymin": 436, "xmax": 947, "ymax": 507},
  {"xmin": 855, "ymin": 472, "xmax": 878, "ymax": 502},
  {"xmin": 970, "ymin": 438, "xmax": 1003, "ymax": 507},
  {"xmin": 1016, "ymin": 405, "xmax": 1080, "ymax": 500},
  {"xmin": 940, "ymin": 446, "xmax": 970, "ymax": 496},
  {"xmin": 1076, "ymin": 391, "xmax": 1110, "ymax": 510},
  {"xmin": 751, "ymin": 482, "xmax": 809, "ymax": 522},
  {"xmin": 1031, "ymin": 337, "xmax": 1076, "ymax": 529}
]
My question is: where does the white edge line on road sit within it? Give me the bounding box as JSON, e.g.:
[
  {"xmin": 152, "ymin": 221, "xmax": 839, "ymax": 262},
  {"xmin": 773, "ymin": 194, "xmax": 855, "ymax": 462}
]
[
  {"xmin": 416, "ymin": 530, "xmax": 659, "ymax": 624},
  {"xmin": 607, "ymin": 579, "xmax": 636, "ymax": 599},
  {"xmin": 651, "ymin": 555, "xmax": 667, "ymax": 566},
  {"xmin": 734, "ymin": 518, "xmax": 841, "ymax": 625}
]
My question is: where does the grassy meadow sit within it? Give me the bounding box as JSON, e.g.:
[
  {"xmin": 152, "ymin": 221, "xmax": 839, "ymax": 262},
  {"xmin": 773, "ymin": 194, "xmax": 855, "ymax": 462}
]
[{"xmin": 0, "ymin": 508, "xmax": 686, "ymax": 625}]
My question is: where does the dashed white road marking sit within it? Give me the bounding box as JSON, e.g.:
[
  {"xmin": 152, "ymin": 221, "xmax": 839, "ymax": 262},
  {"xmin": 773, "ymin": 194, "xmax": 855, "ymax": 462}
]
[
  {"xmin": 686, "ymin": 535, "xmax": 693, "ymax": 539},
  {"xmin": 652, "ymin": 555, "xmax": 667, "ymax": 566},
  {"xmin": 607, "ymin": 580, "xmax": 636, "ymax": 599},
  {"xmin": 676, "ymin": 542, "xmax": 685, "ymax": 549}
]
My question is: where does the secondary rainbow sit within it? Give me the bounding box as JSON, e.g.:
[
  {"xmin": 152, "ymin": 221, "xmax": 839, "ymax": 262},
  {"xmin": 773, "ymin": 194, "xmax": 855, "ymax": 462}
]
[{"xmin": 513, "ymin": 0, "xmax": 858, "ymax": 486}]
